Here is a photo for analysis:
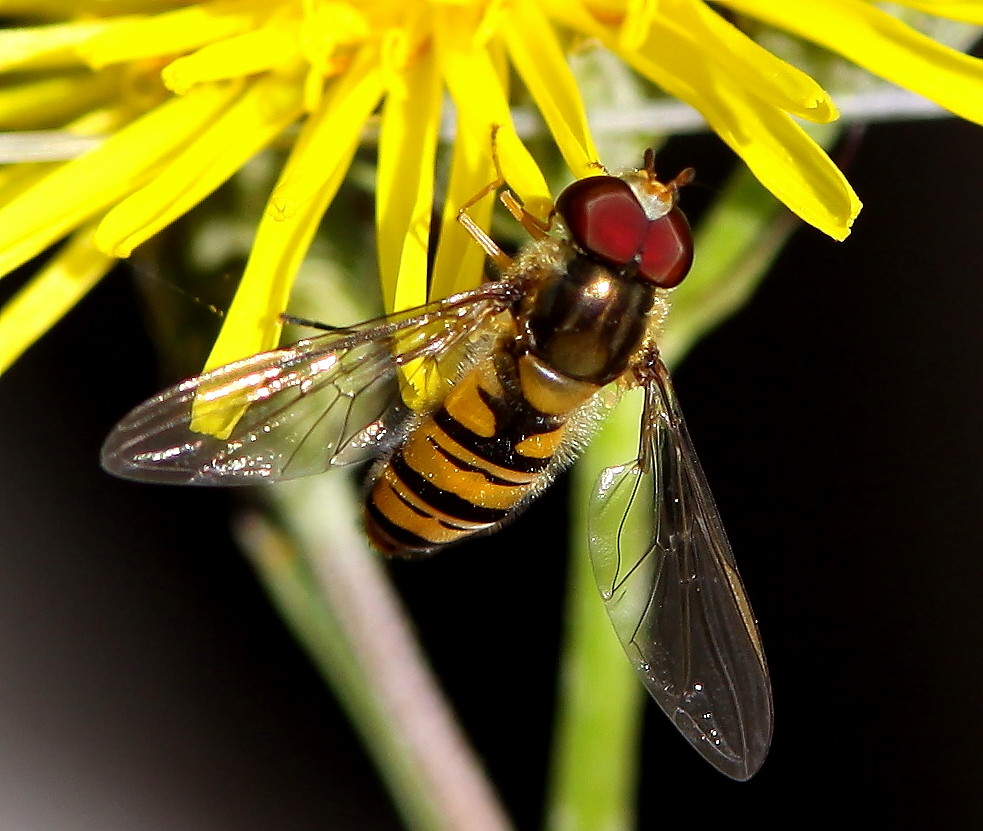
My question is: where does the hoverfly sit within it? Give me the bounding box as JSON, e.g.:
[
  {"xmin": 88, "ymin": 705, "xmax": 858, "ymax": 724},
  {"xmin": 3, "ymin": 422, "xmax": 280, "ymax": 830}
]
[{"xmin": 101, "ymin": 150, "xmax": 773, "ymax": 780}]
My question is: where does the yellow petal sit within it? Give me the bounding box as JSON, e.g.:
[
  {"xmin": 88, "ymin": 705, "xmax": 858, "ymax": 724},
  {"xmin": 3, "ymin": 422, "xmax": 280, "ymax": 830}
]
[
  {"xmin": 638, "ymin": 32, "xmax": 860, "ymax": 238},
  {"xmin": 96, "ymin": 70, "xmax": 304, "ymax": 257},
  {"xmin": 79, "ymin": 0, "xmax": 274, "ymax": 69},
  {"xmin": 430, "ymin": 113, "xmax": 497, "ymax": 302},
  {"xmin": 430, "ymin": 37, "xmax": 510, "ymax": 303},
  {"xmin": 549, "ymin": 0, "xmax": 860, "ymax": 238},
  {"xmin": 0, "ymin": 71, "xmax": 119, "ymax": 130},
  {"xmin": 0, "ymin": 18, "xmax": 139, "ymax": 73},
  {"xmin": 502, "ymin": 0, "xmax": 600, "ymax": 177},
  {"xmin": 0, "ymin": 163, "xmax": 53, "ymax": 205},
  {"xmin": 378, "ymin": 36, "xmax": 449, "ymax": 411},
  {"xmin": 434, "ymin": 4, "xmax": 552, "ymax": 220},
  {"xmin": 713, "ymin": 105, "xmax": 860, "ymax": 241},
  {"xmin": 0, "ymin": 80, "xmax": 242, "ymax": 281},
  {"xmin": 296, "ymin": 2, "xmax": 370, "ymax": 112},
  {"xmin": 0, "ymin": 222, "xmax": 114, "ymax": 375},
  {"xmin": 376, "ymin": 47, "xmax": 441, "ymax": 314},
  {"xmin": 662, "ymin": 0, "xmax": 839, "ymax": 122},
  {"xmin": 207, "ymin": 50, "xmax": 384, "ymax": 368},
  {"xmin": 718, "ymin": 0, "xmax": 983, "ymax": 125},
  {"xmin": 191, "ymin": 47, "xmax": 384, "ymax": 437},
  {"xmin": 619, "ymin": 0, "xmax": 658, "ymax": 51},
  {"xmin": 161, "ymin": 24, "xmax": 301, "ymax": 93},
  {"xmin": 269, "ymin": 49, "xmax": 382, "ymax": 221}
]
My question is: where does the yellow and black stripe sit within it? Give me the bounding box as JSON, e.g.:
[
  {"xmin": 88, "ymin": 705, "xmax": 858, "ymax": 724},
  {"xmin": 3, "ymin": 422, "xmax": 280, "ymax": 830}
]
[{"xmin": 365, "ymin": 350, "xmax": 599, "ymax": 556}]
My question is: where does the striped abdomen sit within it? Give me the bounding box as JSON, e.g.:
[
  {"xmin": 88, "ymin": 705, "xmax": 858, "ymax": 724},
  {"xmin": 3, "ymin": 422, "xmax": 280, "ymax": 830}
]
[{"xmin": 365, "ymin": 350, "xmax": 598, "ymax": 556}]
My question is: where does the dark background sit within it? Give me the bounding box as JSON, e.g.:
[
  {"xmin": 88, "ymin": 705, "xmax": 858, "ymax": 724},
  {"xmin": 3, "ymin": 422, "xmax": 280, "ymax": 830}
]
[{"xmin": 1, "ymin": 115, "xmax": 981, "ymax": 829}]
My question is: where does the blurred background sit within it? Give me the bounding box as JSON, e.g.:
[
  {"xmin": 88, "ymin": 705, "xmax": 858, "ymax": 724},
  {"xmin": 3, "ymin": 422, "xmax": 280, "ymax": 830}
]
[{"xmin": 1, "ymin": 113, "xmax": 981, "ymax": 829}]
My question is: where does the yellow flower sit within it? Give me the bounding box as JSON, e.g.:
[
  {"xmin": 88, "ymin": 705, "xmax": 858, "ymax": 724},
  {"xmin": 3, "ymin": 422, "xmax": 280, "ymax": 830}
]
[{"xmin": 0, "ymin": 0, "xmax": 981, "ymax": 380}]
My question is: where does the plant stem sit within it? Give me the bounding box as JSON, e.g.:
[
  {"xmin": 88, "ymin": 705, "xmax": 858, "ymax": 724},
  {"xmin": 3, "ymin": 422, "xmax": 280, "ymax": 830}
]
[
  {"xmin": 545, "ymin": 392, "xmax": 646, "ymax": 831},
  {"xmin": 239, "ymin": 473, "xmax": 515, "ymax": 831}
]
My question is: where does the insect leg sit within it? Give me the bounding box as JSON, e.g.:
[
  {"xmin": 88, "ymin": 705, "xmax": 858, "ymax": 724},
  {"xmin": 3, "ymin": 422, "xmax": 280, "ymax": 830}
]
[
  {"xmin": 499, "ymin": 190, "xmax": 551, "ymax": 240},
  {"xmin": 489, "ymin": 123, "xmax": 550, "ymax": 240},
  {"xmin": 280, "ymin": 313, "xmax": 345, "ymax": 332},
  {"xmin": 456, "ymin": 202, "xmax": 512, "ymax": 270}
]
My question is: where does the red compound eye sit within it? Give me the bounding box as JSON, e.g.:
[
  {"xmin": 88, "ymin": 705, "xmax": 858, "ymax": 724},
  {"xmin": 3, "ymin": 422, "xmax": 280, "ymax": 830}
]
[
  {"xmin": 638, "ymin": 207, "xmax": 693, "ymax": 289},
  {"xmin": 555, "ymin": 175, "xmax": 694, "ymax": 289},
  {"xmin": 555, "ymin": 177, "xmax": 647, "ymax": 265}
]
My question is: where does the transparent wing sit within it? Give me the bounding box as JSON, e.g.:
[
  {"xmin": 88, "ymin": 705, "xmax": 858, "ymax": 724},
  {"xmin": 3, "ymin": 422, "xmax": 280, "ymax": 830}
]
[
  {"xmin": 588, "ymin": 356, "xmax": 773, "ymax": 780},
  {"xmin": 101, "ymin": 283, "xmax": 516, "ymax": 485}
]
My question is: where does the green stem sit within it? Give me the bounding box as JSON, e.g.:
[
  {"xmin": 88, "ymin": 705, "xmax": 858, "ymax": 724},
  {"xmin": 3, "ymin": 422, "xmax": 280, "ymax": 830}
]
[
  {"xmin": 546, "ymin": 392, "xmax": 645, "ymax": 831},
  {"xmin": 239, "ymin": 473, "xmax": 515, "ymax": 831}
]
